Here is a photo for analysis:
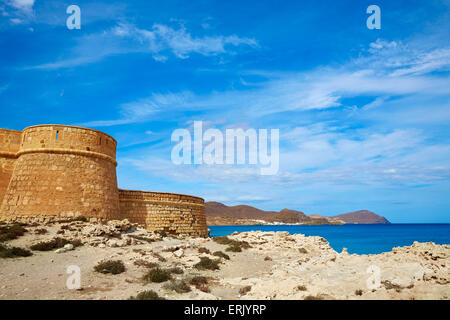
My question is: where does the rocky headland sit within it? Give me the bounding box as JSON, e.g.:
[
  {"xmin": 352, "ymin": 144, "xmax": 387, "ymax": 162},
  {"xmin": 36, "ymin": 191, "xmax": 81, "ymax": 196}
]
[
  {"xmin": 0, "ymin": 219, "xmax": 448, "ymax": 300},
  {"xmin": 206, "ymin": 202, "xmax": 390, "ymax": 225}
]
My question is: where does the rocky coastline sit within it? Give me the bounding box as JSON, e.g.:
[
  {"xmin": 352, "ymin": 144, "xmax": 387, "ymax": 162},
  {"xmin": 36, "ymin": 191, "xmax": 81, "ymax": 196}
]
[{"xmin": 0, "ymin": 219, "xmax": 448, "ymax": 300}]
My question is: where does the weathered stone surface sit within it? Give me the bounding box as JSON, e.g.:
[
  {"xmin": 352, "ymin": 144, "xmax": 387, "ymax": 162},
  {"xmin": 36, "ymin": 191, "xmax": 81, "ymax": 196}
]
[{"xmin": 0, "ymin": 124, "xmax": 208, "ymax": 238}]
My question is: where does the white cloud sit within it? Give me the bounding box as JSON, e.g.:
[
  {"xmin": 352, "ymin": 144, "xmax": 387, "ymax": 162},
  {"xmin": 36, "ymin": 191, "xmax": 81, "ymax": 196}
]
[
  {"xmin": 9, "ymin": 0, "xmax": 34, "ymax": 12},
  {"xmin": 28, "ymin": 22, "xmax": 258, "ymax": 69}
]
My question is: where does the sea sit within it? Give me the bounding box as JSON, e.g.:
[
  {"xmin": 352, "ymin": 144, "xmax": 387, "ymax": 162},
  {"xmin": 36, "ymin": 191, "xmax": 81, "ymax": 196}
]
[{"xmin": 208, "ymin": 224, "xmax": 450, "ymax": 255}]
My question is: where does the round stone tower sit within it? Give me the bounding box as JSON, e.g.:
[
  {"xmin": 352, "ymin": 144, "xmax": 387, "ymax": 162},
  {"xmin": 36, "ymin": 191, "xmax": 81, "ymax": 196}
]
[
  {"xmin": 0, "ymin": 125, "xmax": 120, "ymax": 222},
  {"xmin": 0, "ymin": 129, "xmax": 21, "ymax": 205}
]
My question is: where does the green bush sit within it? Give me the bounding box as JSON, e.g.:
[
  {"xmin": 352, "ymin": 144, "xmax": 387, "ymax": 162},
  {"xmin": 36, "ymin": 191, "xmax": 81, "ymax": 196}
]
[
  {"xmin": 94, "ymin": 260, "xmax": 126, "ymax": 274},
  {"xmin": 194, "ymin": 257, "xmax": 220, "ymax": 270},
  {"xmin": 129, "ymin": 290, "xmax": 165, "ymax": 300},
  {"xmin": 143, "ymin": 268, "xmax": 172, "ymax": 283},
  {"xmin": 213, "ymin": 251, "xmax": 230, "ymax": 260}
]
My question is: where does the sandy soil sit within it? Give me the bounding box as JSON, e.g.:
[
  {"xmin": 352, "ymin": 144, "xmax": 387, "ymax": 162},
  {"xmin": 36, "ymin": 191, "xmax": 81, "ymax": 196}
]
[{"xmin": 0, "ymin": 220, "xmax": 448, "ymax": 300}]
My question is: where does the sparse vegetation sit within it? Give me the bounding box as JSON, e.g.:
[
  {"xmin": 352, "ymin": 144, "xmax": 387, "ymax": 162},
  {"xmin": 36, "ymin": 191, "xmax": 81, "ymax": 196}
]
[
  {"xmin": 213, "ymin": 236, "xmax": 251, "ymax": 251},
  {"xmin": 194, "ymin": 257, "xmax": 220, "ymax": 270},
  {"xmin": 157, "ymin": 231, "xmax": 167, "ymax": 238},
  {"xmin": 298, "ymin": 248, "xmax": 308, "ymax": 254},
  {"xmin": 133, "ymin": 260, "xmax": 159, "ymax": 269},
  {"xmin": 167, "ymin": 267, "xmax": 184, "ymax": 275},
  {"xmin": 143, "ymin": 268, "xmax": 172, "ymax": 283},
  {"xmin": 162, "ymin": 246, "xmax": 180, "ymax": 253},
  {"xmin": 30, "ymin": 237, "xmax": 82, "ymax": 251},
  {"xmin": 304, "ymin": 294, "xmax": 324, "ymax": 300},
  {"xmin": 128, "ymin": 234, "xmax": 155, "ymax": 243},
  {"xmin": 163, "ymin": 280, "xmax": 191, "ymax": 293},
  {"xmin": 296, "ymin": 285, "xmax": 307, "ymax": 291},
  {"xmin": 264, "ymin": 256, "xmax": 272, "ymax": 261},
  {"xmin": 0, "ymin": 224, "xmax": 27, "ymax": 242},
  {"xmin": 72, "ymin": 216, "xmax": 88, "ymax": 222},
  {"xmin": 225, "ymin": 245, "xmax": 242, "ymax": 252},
  {"xmin": 239, "ymin": 285, "xmax": 252, "ymax": 295},
  {"xmin": 382, "ymin": 280, "xmax": 403, "ymax": 292},
  {"xmin": 152, "ymin": 252, "xmax": 167, "ymax": 262},
  {"xmin": 0, "ymin": 244, "xmax": 33, "ymax": 258},
  {"xmin": 198, "ymin": 247, "xmax": 211, "ymax": 254},
  {"xmin": 213, "ymin": 251, "xmax": 230, "ymax": 260},
  {"xmin": 189, "ymin": 276, "xmax": 210, "ymax": 293},
  {"xmin": 129, "ymin": 290, "xmax": 165, "ymax": 300},
  {"xmin": 34, "ymin": 228, "xmax": 48, "ymax": 235},
  {"xmin": 355, "ymin": 289, "xmax": 363, "ymax": 296},
  {"xmin": 94, "ymin": 260, "xmax": 126, "ymax": 274}
]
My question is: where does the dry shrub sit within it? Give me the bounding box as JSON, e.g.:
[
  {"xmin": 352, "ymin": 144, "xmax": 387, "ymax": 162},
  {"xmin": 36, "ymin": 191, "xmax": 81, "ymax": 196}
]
[
  {"xmin": 30, "ymin": 238, "xmax": 82, "ymax": 251},
  {"xmin": 189, "ymin": 276, "xmax": 210, "ymax": 293},
  {"xmin": 213, "ymin": 251, "xmax": 230, "ymax": 260},
  {"xmin": 163, "ymin": 280, "xmax": 191, "ymax": 293},
  {"xmin": 129, "ymin": 290, "xmax": 165, "ymax": 300},
  {"xmin": 0, "ymin": 244, "xmax": 32, "ymax": 258},
  {"xmin": 198, "ymin": 247, "xmax": 211, "ymax": 254},
  {"xmin": 194, "ymin": 257, "xmax": 220, "ymax": 270},
  {"xmin": 239, "ymin": 285, "xmax": 252, "ymax": 295},
  {"xmin": 133, "ymin": 260, "xmax": 159, "ymax": 269},
  {"xmin": 94, "ymin": 260, "xmax": 125, "ymax": 275},
  {"xmin": 0, "ymin": 224, "xmax": 27, "ymax": 242},
  {"xmin": 143, "ymin": 268, "xmax": 172, "ymax": 283}
]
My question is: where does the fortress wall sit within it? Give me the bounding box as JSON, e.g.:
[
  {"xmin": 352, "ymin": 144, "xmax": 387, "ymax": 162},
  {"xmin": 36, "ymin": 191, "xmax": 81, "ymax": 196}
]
[
  {"xmin": 0, "ymin": 129, "xmax": 21, "ymax": 205},
  {"xmin": 119, "ymin": 190, "xmax": 208, "ymax": 237},
  {"xmin": 0, "ymin": 124, "xmax": 208, "ymax": 238},
  {"xmin": 0, "ymin": 125, "xmax": 120, "ymax": 222}
]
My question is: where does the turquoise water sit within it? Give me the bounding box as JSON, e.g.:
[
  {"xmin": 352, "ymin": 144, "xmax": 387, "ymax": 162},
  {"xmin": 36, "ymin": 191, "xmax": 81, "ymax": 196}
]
[{"xmin": 208, "ymin": 224, "xmax": 450, "ymax": 255}]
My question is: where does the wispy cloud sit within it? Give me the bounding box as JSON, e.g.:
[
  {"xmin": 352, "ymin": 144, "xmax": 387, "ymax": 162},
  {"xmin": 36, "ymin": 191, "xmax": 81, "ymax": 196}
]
[
  {"xmin": 27, "ymin": 22, "xmax": 258, "ymax": 70},
  {"xmin": 1, "ymin": 0, "xmax": 34, "ymax": 25},
  {"xmin": 8, "ymin": 0, "xmax": 34, "ymax": 14},
  {"xmin": 84, "ymin": 63, "xmax": 449, "ymax": 127},
  {"xmin": 110, "ymin": 34, "xmax": 450, "ymax": 197}
]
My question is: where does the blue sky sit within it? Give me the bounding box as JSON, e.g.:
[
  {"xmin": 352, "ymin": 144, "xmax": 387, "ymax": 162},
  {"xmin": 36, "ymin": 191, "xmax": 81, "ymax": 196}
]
[{"xmin": 1, "ymin": 0, "xmax": 450, "ymax": 222}]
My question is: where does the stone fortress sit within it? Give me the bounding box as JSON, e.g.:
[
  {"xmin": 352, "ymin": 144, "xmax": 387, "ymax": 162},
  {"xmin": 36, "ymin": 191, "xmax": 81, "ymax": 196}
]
[{"xmin": 0, "ymin": 125, "xmax": 208, "ymax": 237}]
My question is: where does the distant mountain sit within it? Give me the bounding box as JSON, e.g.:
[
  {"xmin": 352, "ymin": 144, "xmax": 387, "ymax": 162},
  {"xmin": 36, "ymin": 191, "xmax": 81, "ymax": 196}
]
[
  {"xmin": 332, "ymin": 210, "xmax": 390, "ymax": 224},
  {"xmin": 205, "ymin": 202, "xmax": 390, "ymax": 225},
  {"xmin": 206, "ymin": 202, "xmax": 334, "ymax": 225}
]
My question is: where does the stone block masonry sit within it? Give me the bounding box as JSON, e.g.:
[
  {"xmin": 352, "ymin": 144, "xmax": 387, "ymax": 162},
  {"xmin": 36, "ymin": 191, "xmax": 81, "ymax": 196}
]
[
  {"xmin": 119, "ymin": 190, "xmax": 208, "ymax": 237},
  {"xmin": 0, "ymin": 124, "xmax": 208, "ymax": 237},
  {"xmin": 0, "ymin": 129, "xmax": 21, "ymax": 206}
]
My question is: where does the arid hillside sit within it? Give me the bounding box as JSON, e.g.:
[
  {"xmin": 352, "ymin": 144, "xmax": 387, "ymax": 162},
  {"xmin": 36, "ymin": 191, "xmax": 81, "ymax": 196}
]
[{"xmin": 205, "ymin": 202, "xmax": 390, "ymax": 225}]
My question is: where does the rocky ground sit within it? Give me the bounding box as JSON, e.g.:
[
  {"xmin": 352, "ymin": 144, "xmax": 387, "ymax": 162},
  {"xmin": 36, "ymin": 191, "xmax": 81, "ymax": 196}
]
[{"xmin": 0, "ymin": 219, "xmax": 448, "ymax": 300}]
